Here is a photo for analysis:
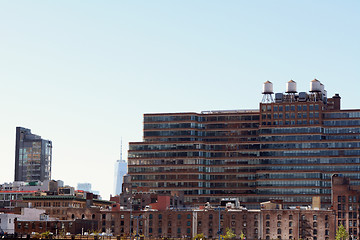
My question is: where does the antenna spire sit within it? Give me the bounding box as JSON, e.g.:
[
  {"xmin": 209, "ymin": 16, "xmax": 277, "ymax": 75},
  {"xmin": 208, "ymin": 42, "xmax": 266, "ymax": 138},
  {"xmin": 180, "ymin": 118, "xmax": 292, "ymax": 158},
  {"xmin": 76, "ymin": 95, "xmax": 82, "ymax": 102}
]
[{"xmin": 120, "ymin": 138, "xmax": 123, "ymax": 161}]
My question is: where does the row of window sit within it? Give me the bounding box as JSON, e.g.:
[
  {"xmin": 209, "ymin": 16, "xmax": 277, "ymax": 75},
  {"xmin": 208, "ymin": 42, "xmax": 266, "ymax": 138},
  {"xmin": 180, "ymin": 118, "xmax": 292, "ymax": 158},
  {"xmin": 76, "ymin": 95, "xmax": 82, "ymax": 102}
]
[
  {"xmin": 263, "ymin": 112, "xmax": 320, "ymax": 120},
  {"xmin": 262, "ymin": 104, "xmax": 320, "ymax": 112}
]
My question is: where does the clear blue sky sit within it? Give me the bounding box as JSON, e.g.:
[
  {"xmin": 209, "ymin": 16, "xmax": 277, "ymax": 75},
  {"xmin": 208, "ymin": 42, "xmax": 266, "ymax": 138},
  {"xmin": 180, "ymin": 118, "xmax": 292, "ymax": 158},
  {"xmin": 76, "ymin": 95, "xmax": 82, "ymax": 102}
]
[{"xmin": 0, "ymin": 1, "xmax": 359, "ymax": 199}]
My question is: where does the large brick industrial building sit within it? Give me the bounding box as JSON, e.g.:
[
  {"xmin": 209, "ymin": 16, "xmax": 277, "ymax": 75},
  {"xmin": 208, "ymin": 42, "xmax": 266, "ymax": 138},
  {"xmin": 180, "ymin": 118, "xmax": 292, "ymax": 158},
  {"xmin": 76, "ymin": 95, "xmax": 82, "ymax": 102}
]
[{"xmin": 128, "ymin": 79, "xmax": 360, "ymax": 209}]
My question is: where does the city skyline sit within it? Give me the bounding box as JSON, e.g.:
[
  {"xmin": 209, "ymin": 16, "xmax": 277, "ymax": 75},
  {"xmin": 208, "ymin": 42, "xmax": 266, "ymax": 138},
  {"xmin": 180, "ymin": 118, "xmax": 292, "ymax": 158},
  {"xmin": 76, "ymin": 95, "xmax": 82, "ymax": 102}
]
[{"xmin": 0, "ymin": 1, "xmax": 359, "ymax": 199}]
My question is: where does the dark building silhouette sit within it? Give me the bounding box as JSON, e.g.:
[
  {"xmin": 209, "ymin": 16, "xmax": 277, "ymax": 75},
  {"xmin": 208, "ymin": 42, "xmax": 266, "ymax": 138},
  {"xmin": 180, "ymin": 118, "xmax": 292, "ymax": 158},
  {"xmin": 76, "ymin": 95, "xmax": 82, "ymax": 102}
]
[
  {"xmin": 128, "ymin": 79, "xmax": 360, "ymax": 209},
  {"xmin": 14, "ymin": 127, "xmax": 52, "ymax": 182}
]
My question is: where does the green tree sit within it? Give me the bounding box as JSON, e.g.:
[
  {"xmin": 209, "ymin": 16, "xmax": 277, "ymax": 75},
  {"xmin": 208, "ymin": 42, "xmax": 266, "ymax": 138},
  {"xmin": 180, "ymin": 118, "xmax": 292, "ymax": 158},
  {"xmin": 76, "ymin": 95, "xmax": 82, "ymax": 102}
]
[
  {"xmin": 221, "ymin": 228, "xmax": 236, "ymax": 240},
  {"xmin": 239, "ymin": 231, "xmax": 246, "ymax": 240},
  {"xmin": 336, "ymin": 224, "xmax": 349, "ymax": 240},
  {"xmin": 193, "ymin": 233, "xmax": 206, "ymax": 240}
]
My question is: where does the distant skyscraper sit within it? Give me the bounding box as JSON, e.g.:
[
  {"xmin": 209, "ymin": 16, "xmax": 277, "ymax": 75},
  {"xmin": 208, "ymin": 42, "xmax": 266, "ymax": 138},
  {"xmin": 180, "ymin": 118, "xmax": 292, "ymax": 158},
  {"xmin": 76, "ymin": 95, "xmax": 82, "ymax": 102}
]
[
  {"xmin": 14, "ymin": 127, "xmax": 52, "ymax": 182},
  {"xmin": 77, "ymin": 183, "xmax": 92, "ymax": 192},
  {"xmin": 114, "ymin": 141, "xmax": 127, "ymax": 195},
  {"xmin": 114, "ymin": 160, "xmax": 127, "ymax": 195}
]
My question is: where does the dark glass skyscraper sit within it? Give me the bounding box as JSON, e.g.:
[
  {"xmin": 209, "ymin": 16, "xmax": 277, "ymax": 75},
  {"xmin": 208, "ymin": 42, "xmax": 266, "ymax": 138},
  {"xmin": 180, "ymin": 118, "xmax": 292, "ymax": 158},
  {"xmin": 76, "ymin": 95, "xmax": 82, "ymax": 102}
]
[
  {"xmin": 14, "ymin": 127, "xmax": 52, "ymax": 182},
  {"xmin": 128, "ymin": 80, "xmax": 360, "ymax": 209}
]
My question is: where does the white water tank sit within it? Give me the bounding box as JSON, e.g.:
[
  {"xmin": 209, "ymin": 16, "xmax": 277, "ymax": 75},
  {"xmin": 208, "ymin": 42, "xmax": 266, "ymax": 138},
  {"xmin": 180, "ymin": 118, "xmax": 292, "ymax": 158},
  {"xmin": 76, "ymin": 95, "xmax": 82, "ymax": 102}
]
[
  {"xmin": 310, "ymin": 79, "xmax": 321, "ymax": 92},
  {"xmin": 263, "ymin": 81, "xmax": 273, "ymax": 94},
  {"xmin": 286, "ymin": 80, "xmax": 297, "ymax": 93}
]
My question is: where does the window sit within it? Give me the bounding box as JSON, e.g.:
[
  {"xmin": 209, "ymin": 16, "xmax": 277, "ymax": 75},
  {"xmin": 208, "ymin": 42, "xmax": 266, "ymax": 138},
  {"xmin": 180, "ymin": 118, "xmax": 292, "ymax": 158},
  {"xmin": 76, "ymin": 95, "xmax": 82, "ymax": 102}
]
[
  {"xmin": 289, "ymin": 214, "xmax": 293, "ymax": 220},
  {"xmin": 277, "ymin": 221, "xmax": 281, "ymax": 227},
  {"xmin": 187, "ymin": 214, "xmax": 191, "ymax": 219},
  {"xmin": 289, "ymin": 221, "xmax": 292, "ymax": 227},
  {"xmin": 266, "ymin": 221, "xmax": 270, "ymax": 227},
  {"xmin": 277, "ymin": 214, "xmax": 281, "ymax": 220},
  {"xmin": 177, "ymin": 214, "xmax": 181, "ymax": 219},
  {"xmin": 159, "ymin": 214, "xmax": 162, "ymax": 219},
  {"xmin": 313, "ymin": 215, "xmax": 317, "ymax": 220},
  {"xmin": 266, "ymin": 214, "xmax": 270, "ymax": 220},
  {"xmin": 277, "ymin": 229, "xmax": 281, "ymax": 234},
  {"xmin": 266, "ymin": 228, "xmax": 270, "ymax": 234}
]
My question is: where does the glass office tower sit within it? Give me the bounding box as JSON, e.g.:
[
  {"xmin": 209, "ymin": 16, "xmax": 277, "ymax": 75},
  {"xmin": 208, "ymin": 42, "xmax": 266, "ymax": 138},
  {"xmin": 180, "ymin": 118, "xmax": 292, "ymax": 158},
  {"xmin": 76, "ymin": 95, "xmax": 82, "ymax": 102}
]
[
  {"xmin": 14, "ymin": 127, "xmax": 52, "ymax": 182},
  {"xmin": 128, "ymin": 80, "xmax": 360, "ymax": 208}
]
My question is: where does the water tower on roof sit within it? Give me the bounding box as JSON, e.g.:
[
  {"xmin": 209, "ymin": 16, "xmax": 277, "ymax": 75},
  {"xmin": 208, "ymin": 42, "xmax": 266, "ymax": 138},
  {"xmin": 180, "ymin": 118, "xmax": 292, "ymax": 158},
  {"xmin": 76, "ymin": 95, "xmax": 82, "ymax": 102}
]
[
  {"xmin": 310, "ymin": 79, "xmax": 321, "ymax": 92},
  {"xmin": 286, "ymin": 80, "xmax": 297, "ymax": 93},
  {"xmin": 262, "ymin": 81, "xmax": 274, "ymax": 103},
  {"xmin": 309, "ymin": 78, "xmax": 325, "ymax": 102},
  {"xmin": 286, "ymin": 80, "xmax": 297, "ymax": 102}
]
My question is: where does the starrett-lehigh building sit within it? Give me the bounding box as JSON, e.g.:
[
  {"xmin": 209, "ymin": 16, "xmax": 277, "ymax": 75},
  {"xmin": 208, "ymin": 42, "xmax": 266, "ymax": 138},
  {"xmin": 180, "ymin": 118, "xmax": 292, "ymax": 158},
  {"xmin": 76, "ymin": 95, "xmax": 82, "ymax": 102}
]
[{"xmin": 128, "ymin": 79, "xmax": 360, "ymax": 209}]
